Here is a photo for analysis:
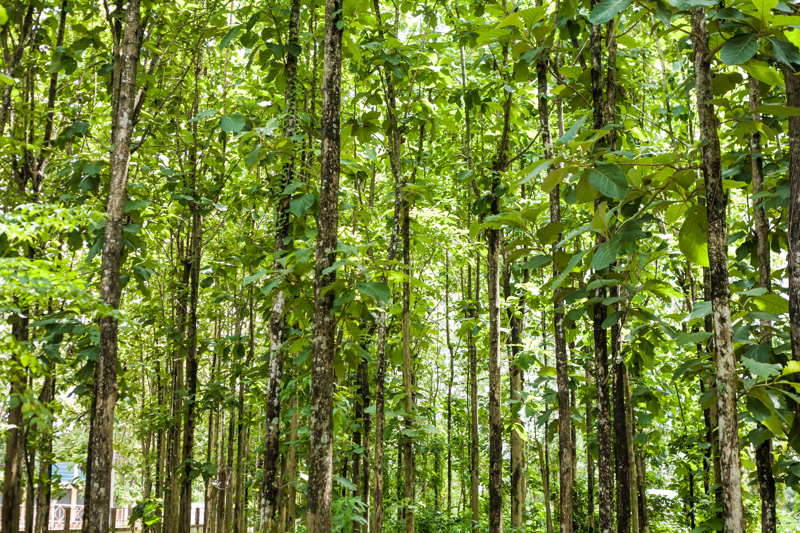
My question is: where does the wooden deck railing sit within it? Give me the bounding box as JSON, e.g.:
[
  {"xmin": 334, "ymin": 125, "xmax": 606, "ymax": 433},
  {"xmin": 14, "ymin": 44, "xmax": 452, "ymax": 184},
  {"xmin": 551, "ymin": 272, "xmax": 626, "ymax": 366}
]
[{"xmin": 4, "ymin": 503, "xmax": 205, "ymax": 531}]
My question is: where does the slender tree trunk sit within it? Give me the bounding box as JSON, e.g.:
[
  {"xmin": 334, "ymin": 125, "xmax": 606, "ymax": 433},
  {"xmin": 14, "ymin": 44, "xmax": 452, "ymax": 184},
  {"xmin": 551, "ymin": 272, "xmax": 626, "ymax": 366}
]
[
  {"xmin": 34, "ymin": 375, "xmax": 56, "ymax": 533},
  {"xmin": 2, "ymin": 314, "xmax": 26, "ymax": 533},
  {"xmin": 469, "ymin": 260, "xmax": 480, "ymax": 533},
  {"xmin": 354, "ymin": 340, "xmax": 370, "ymax": 533},
  {"xmin": 692, "ymin": 9, "xmax": 744, "ymax": 532},
  {"xmin": 749, "ymin": 75, "xmax": 776, "ymax": 533},
  {"xmin": 785, "ymin": 64, "xmax": 800, "ymax": 363},
  {"xmin": 486, "ymin": 74, "xmax": 512, "ymax": 533},
  {"xmin": 83, "ymin": 2, "xmax": 141, "ymax": 531},
  {"xmin": 538, "ymin": 438, "xmax": 553, "ymax": 533},
  {"xmin": 178, "ymin": 51, "xmax": 204, "ymax": 533},
  {"xmin": 612, "ymin": 313, "xmax": 631, "ymax": 533},
  {"xmin": 306, "ymin": 0, "xmax": 343, "ymax": 528},
  {"xmin": 538, "ymin": 45, "xmax": 573, "ymax": 533},
  {"xmin": 370, "ymin": 0, "xmax": 407, "ymax": 526},
  {"xmin": 586, "ymin": 362, "xmax": 595, "ymax": 533},
  {"xmin": 590, "ymin": 9, "xmax": 614, "ymax": 531},
  {"xmin": 259, "ymin": 1, "xmax": 301, "ymax": 528},
  {"xmin": 445, "ymin": 250, "xmax": 455, "ymax": 519}
]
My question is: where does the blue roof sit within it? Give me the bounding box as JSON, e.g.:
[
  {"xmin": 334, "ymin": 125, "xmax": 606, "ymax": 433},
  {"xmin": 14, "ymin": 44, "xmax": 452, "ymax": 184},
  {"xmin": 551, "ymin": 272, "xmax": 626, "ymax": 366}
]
[{"xmin": 52, "ymin": 463, "xmax": 84, "ymax": 483}]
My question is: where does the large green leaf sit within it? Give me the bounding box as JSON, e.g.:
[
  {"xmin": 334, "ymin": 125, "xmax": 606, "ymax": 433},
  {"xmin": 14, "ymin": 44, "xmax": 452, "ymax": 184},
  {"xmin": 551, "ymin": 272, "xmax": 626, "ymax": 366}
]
[
  {"xmin": 752, "ymin": 0, "xmax": 778, "ymax": 21},
  {"xmin": 720, "ymin": 33, "xmax": 758, "ymax": 65},
  {"xmin": 591, "ymin": 237, "xmax": 621, "ymax": 270},
  {"xmin": 588, "ymin": 164, "xmax": 629, "ymax": 199},
  {"xmin": 742, "ymin": 357, "xmax": 781, "ymax": 378},
  {"xmin": 588, "ymin": 0, "xmax": 632, "ymax": 24},
  {"xmin": 356, "ymin": 281, "xmax": 390, "ymax": 303},
  {"xmin": 220, "ymin": 113, "xmax": 246, "ymax": 132},
  {"xmin": 678, "ymin": 206, "xmax": 709, "ymax": 267},
  {"xmin": 770, "ymin": 38, "xmax": 800, "ymax": 67}
]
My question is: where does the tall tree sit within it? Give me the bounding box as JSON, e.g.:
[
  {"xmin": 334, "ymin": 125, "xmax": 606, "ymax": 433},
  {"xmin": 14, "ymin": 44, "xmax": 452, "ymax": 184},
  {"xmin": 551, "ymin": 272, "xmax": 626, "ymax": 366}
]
[
  {"xmin": 306, "ymin": 0, "xmax": 343, "ymax": 528},
  {"xmin": 538, "ymin": 39, "xmax": 574, "ymax": 533},
  {"xmin": 748, "ymin": 75, "xmax": 776, "ymax": 533},
  {"xmin": 83, "ymin": 2, "xmax": 142, "ymax": 531},
  {"xmin": 691, "ymin": 7, "xmax": 744, "ymax": 532},
  {"xmin": 785, "ymin": 60, "xmax": 800, "ymax": 367},
  {"xmin": 259, "ymin": 0, "xmax": 302, "ymax": 528}
]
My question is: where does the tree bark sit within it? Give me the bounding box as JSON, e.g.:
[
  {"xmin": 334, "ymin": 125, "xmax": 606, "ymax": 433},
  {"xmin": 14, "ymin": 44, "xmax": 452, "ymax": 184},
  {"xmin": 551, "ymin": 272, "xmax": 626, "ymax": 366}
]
[
  {"xmin": 749, "ymin": 75, "xmax": 776, "ymax": 533},
  {"xmin": 691, "ymin": 8, "xmax": 744, "ymax": 532},
  {"xmin": 612, "ymin": 313, "xmax": 631, "ymax": 533},
  {"xmin": 590, "ymin": 8, "xmax": 614, "ymax": 532},
  {"xmin": 469, "ymin": 260, "xmax": 480, "ymax": 533},
  {"xmin": 178, "ymin": 51, "xmax": 204, "ymax": 533},
  {"xmin": 785, "ymin": 65, "xmax": 800, "ymax": 363},
  {"xmin": 83, "ymin": 2, "xmax": 141, "ymax": 531},
  {"xmin": 34, "ymin": 375, "xmax": 56, "ymax": 533},
  {"xmin": 259, "ymin": 0, "xmax": 301, "ymax": 528},
  {"xmin": 539, "ymin": 47, "xmax": 573, "ymax": 533},
  {"xmin": 586, "ymin": 362, "xmax": 595, "ymax": 533},
  {"xmin": 2, "ymin": 315, "xmax": 27, "ymax": 533},
  {"xmin": 486, "ymin": 75, "xmax": 512, "ymax": 533},
  {"xmin": 369, "ymin": 0, "xmax": 407, "ymax": 527},
  {"xmin": 306, "ymin": 0, "xmax": 342, "ymax": 528},
  {"xmin": 445, "ymin": 250, "xmax": 455, "ymax": 519}
]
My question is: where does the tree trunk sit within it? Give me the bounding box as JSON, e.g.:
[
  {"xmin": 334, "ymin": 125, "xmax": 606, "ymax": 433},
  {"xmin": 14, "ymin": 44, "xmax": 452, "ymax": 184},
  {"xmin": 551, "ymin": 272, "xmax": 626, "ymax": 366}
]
[
  {"xmin": 369, "ymin": 0, "xmax": 407, "ymax": 527},
  {"xmin": 469, "ymin": 260, "xmax": 480, "ymax": 533},
  {"xmin": 691, "ymin": 8, "xmax": 744, "ymax": 532},
  {"xmin": 259, "ymin": 1, "xmax": 301, "ymax": 528},
  {"xmin": 505, "ymin": 267, "xmax": 526, "ymax": 531},
  {"xmin": 785, "ymin": 64, "xmax": 800, "ymax": 363},
  {"xmin": 612, "ymin": 314, "xmax": 631, "ymax": 533},
  {"xmin": 486, "ymin": 77, "xmax": 512, "ymax": 533},
  {"xmin": 2, "ymin": 314, "xmax": 26, "ymax": 533},
  {"xmin": 306, "ymin": 0, "xmax": 343, "ymax": 528},
  {"xmin": 445, "ymin": 250, "xmax": 455, "ymax": 519},
  {"xmin": 586, "ymin": 362, "xmax": 595, "ymax": 533},
  {"xmin": 84, "ymin": 2, "xmax": 141, "ymax": 531},
  {"xmin": 538, "ymin": 45, "xmax": 573, "ymax": 533},
  {"xmin": 34, "ymin": 375, "xmax": 56, "ymax": 533},
  {"xmin": 590, "ymin": 9, "xmax": 614, "ymax": 529},
  {"xmin": 749, "ymin": 75, "xmax": 776, "ymax": 533}
]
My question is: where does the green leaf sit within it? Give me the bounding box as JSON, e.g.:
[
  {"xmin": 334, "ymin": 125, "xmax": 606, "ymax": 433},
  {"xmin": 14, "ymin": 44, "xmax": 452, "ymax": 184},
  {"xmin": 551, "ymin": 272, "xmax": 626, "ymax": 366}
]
[
  {"xmin": 536, "ymin": 222, "xmax": 564, "ymax": 245},
  {"xmin": 688, "ymin": 301, "xmax": 712, "ymax": 320},
  {"xmin": 675, "ymin": 331, "xmax": 712, "ymax": 345},
  {"xmin": 541, "ymin": 167, "xmax": 571, "ymax": 194},
  {"xmin": 742, "ymin": 60, "xmax": 783, "ymax": 86},
  {"xmin": 355, "ymin": 281, "xmax": 390, "ymax": 303},
  {"xmin": 754, "ymin": 105, "xmax": 800, "ymax": 117},
  {"xmin": 557, "ymin": 116, "xmax": 586, "ymax": 145},
  {"xmin": 602, "ymin": 311, "xmax": 623, "ymax": 329},
  {"xmin": 783, "ymin": 361, "xmax": 800, "ymax": 376},
  {"xmin": 752, "ymin": 0, "xmax": 777, "ymax": 21},
  {"xmin": 770, "ymin": 38, "xmax": 800, "ymax": 67},
  {"xmin": 752, "ymin": 293, "xmax": 789, "ymax": 314},
  {"xmin": 720, "ymin": 33, "xmax": 758, "ymax": 65},
  {"xmin": 335, "ymin": 475, "xmax": 358, "ymax": 491},
  {"xmin": 678, "ymin": 206, "xmax": 709, "ymax": 267},
  {"xmin": 0, "ymin": 6, "xmax": 7, "ymax": 25},
  {"xmin": 667, "ymin": 0, "xmax": 716, "ymax": 9},
  {"xmin": 591, "ymin": 238, "xmax": 620, "ymax": 270},
  {"xmin": 589, "ymin": 0, "xmax": 633, "ymax": 24},
  {"xmin": 588, "ymin": 164, "xmax": 629, "ymax": 199},
  {"xmin": 289, "ymin": 194, "xmax": 315, "ymax": 217},
  {"xmin": 519, "ymin": 159, "xmax": 551, "ymax": 185},
  {"xmin": 220, "ymin": 113, "xmax": 246, "ymax": 133},
  {"xmin": 520, "ymin": 255, "xmax": 552, "ymax": 270},
  {"xmin": 742, "ymin": 356, "xmax": 781, "ymax": 378},
  {"xmin": 219, "ymin": 26, "xmax": 242, "ymax": 50},
  {"xmin": 551, "ymin": 250, "xmax": 587, "ymax": 290}
]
